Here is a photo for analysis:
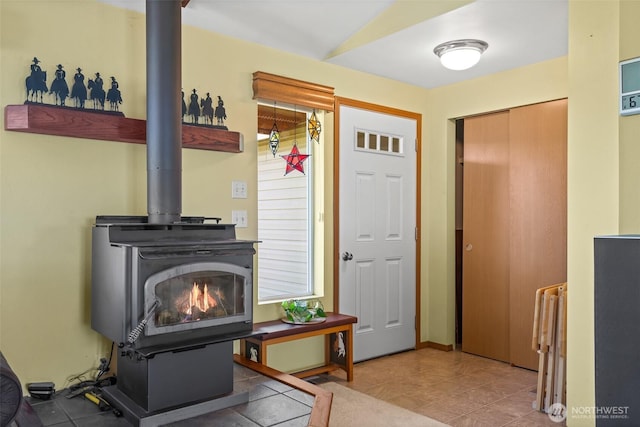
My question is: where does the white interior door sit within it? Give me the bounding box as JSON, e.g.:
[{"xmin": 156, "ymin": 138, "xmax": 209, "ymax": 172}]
[{"xmin": 338, "ymin": 104, "xmax": 417, "ymax": 362}]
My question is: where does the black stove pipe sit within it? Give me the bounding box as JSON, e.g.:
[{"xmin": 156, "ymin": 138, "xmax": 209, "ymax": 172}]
[{"xmin": 146, "ymin": 0, "xmax": 182, "ymax": 224}]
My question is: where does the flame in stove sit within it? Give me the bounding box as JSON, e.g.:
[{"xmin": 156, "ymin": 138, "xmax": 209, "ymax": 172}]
[{"xmin": 185, "ymin": 282, "xmax": 218, "ymax": 317}]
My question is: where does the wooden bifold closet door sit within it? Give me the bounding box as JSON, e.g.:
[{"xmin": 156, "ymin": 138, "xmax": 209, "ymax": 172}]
[
  {"xmin": 461, "ymin": 110, "xmax": 511, "ymax": 363},
  {"xmin": 462, "ymin": 99, "xmax": 567, "ymax": 370}
]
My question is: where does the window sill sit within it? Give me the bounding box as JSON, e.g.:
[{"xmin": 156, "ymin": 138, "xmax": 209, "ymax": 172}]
[{"xmin": 257, "ymin": 294, "xmax": 323, "ymax": 306}]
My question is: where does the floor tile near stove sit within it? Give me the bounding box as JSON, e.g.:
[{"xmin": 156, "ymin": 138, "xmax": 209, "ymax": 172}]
[{"xmin": 28, "ymin": 364, "xmax": 312, "ymax": 427}]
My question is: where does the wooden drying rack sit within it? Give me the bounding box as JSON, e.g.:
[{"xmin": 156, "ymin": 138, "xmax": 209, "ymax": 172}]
[{"xmin": 532, "ymin": 282, "xmax": 567, "ymax": 413}]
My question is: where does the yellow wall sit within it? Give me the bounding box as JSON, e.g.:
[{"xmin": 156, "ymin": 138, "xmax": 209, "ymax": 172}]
[
  {"xmin": 0, "ymin": 0, "xmax": 429, "ymax": 385},
  {"xmin": 424, "ymin": 57, "xmax": 568, "ymax": 346},
  {"xmin": 566, "ymin": 2, "xmax": 627, "ymax": 426},
  {"xmin": 619, "ymin": 1, "xmax": 640, "ymax": 233},
  {"xmin": 1, "ymin": 2, "xmax": 633, "ymax": 424}
]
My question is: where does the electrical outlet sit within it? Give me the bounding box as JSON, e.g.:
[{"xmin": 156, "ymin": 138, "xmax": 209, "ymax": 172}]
[
  {"xmin": 231, "ymin": 210, "xmax": 248, "ymax": 228},
  {"xmin": 231, "ymin": 181, "xmax": 247, "ymax": 199}
]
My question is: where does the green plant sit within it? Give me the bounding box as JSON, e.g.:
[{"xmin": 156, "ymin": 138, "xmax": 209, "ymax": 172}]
[{"xmin": 281, "ymin": 299, "xmax": 326, "ymax": 323}]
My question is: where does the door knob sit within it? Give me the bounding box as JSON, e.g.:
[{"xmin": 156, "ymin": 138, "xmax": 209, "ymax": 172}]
[
  {"xmin": 465, "ymin": 244, "xmax": 473, "ymax": 251},
  {"xmin": 342, "ymin": 252, "xmax": 353, "ymax": 261}
]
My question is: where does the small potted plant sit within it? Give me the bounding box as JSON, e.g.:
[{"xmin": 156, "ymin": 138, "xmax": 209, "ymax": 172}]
[{"xmin": 281, "ymin": 299, "xmax": 326, "ymax": 324}]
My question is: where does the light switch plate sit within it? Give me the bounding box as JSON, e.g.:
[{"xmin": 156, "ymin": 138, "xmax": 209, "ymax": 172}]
[
  {"xmin": 231, "ymin": 210, "xmax": 248, "ymax": 228},
  {"xmin": 231, "ymin": 181, "xmax": 247, "ymax": 199}
]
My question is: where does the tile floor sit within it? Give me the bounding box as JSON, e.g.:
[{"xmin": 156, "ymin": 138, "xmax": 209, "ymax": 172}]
[
  {"xmin": 318, "ymin": 347, "xmax": 565, "ymax": 427},
  {"xmin": 27, "ymin": 364, "xmax": 313, "ymax": 426},
  {"xmin": 28, "ymin": 347, "xmax": 563, "ymax": 426}
]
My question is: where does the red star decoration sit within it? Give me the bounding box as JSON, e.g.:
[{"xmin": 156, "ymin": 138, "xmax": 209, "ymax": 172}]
[{"xmin": 280, "ymin": 144, "xmax": 310, "ymax": 175}]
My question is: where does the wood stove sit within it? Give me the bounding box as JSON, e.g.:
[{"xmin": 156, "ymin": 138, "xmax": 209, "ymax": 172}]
[
  {"xmin": 91, "ymin": 216, "xmax": 257, "ymax": 422},
  {"xmin": 91, "ymin": 216, "xmax": 255, "ymax": 353},
  {"xmin": 90, "ymin": 2, "xmax": 257, "ymax": 424}
]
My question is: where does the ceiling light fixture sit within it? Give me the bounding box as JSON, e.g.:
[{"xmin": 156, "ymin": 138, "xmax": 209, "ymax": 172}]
[{"xmin": 433, "ymin": 39, "xmax": 488, "ymax": 71}]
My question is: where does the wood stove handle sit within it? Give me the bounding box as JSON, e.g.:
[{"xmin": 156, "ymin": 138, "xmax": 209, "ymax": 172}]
[{"xmin": 127, "ymin": 300, "xmax": 160, "ymax": 344}]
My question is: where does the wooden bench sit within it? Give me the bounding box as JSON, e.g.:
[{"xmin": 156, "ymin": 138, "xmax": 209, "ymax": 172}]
[{"xmin": 239, "ymin": 312, "xmax": 357, "ymax": 381}]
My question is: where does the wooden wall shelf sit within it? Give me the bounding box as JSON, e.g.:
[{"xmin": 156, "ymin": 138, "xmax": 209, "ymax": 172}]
[{"xmin": 4, "ymin": 104, "xmax": 243, "ymax": 153}]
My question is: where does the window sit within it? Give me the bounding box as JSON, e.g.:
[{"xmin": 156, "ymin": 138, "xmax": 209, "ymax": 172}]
[
  {"xmin": 256, "ymin": 105, "xmax": 324, "ymax": 302},
  {"xmin": 356, "ymin": 129, "xmax": 402, "ymax": 154}
]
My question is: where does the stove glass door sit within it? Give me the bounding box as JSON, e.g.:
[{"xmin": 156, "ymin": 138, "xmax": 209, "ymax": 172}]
[{"xmin": 143, "ymin": 262, "xmax": 249, "ymax": 336}]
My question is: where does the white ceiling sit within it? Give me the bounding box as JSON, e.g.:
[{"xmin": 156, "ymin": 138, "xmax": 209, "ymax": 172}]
[{"xmin": 98, "ymin": 0, "xmax": 568, "ymax": 90}]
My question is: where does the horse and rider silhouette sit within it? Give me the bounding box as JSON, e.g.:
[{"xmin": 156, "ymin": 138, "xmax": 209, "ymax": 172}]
[
  {"xmin": 87, "ymin": 72, "xmax": 105, "ymax": 110},
  {"xmin": 25, "ymin": 59, "xmax": 228, "ymax": 122},
  {"xmin": 70, "ymin": 68, "xmax": 88, "ymax": 108},
  {"xmin": 49, "ymin": 64, "xmax": 69, "ymax": 106},
  {"xmin": 200, "ymin": 92, "xmax": 214, "ymax": 125},
  {"xmin": 106, "ymin": 76, "xmax": 122, "ymax": 111},
  {"xmin": 26, "ymin": 57, "xmax": 48, "ymax": 103},
  {"xmin": 187, "ymin": 89, "xmax": 200, "ymax": 124},
  {"xmin": 214, "ymin": 96, "xmax": 226, "ymax": 126},
  {"xmin": 182, "ymin": 90, "xmax": 187, "ymax": 119},
  {"xmin": 25, "ymin": 59, "xmax": 122, "ymax": 112},
  {"xmin": 184, "ymin": 90, "xmax": 226, "ymax": 127}
]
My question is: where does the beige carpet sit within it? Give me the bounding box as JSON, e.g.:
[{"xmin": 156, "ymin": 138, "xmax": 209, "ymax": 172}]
[{"xmin": 319, "ymin": 382, "xmax": 449, "ymax": 427}]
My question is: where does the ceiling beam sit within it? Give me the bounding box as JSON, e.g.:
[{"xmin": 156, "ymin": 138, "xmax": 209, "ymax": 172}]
[{"xmin": 325, "ymin": 0, "xmax": 473, "ymax": 59}]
